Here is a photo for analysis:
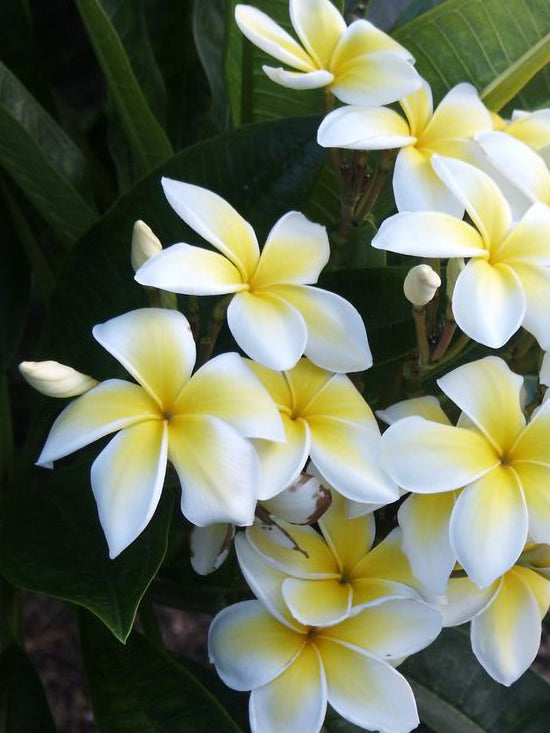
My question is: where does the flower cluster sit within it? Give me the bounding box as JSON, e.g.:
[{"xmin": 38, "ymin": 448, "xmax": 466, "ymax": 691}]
[{"xmin": 20, "ymin": 1, "xmax": 550, "ymax": 731}]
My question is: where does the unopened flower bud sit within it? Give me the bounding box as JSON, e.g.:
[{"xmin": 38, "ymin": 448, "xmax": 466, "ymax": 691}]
[
  {"xmin": 131, "ymin": 220, "xmax": 162, "ymax": 272},
  {"xmin": 403, "ymin": 264, "xmax": 441, "ymax": 307},
  {"xmin": 19, "ymin": 361, "xmax": 98, "ymax": 398},
  {"xmin": 446, "ymin": 257, "xmax": 465, "ymax": 300}
]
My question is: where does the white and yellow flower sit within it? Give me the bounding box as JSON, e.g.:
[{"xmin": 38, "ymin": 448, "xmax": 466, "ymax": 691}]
[
  {"xmin": 318, "ymin": 81, "xmax": 492, "ymax": 215},
  {"xmin": 243, "ymin": 491, "xmax": 424, "ymax": 626},
  {"xmin": 381, "ymin": 356, "xmax": 550, "ymax": 588},
  {"xmin": 440, "ymin": 546, "xmax": 550, "ymax": 685},
  {"xmin": 246, "ymin": 357, "xmax": 397, "ymax": 503},
  {"xmin": 372, "ymin": 155, "xmax": 550, "ymax": 349},
  {"xmin": 234, "ymin": 0, "xmax": 420, "ymax": 105},
  {"xmin": 209, "ymin": 527, "xmax": 441, "ymax": 733},
  {"xmin": 136, "ymin": 179, "xmax": 371, "ymax": 372},
  {"xmin": 34, "ymin": 308, "xmax": 284, "ymax": 557}
]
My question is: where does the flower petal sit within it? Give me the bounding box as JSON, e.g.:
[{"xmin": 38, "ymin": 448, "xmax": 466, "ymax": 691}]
[
  {"xmin": 270, "ymin": 285, "xmax": 372, "ymax": 372},
  {"xmin": 247, "ymin": 521, "xmax": 339, "ymax": 579},
  {"xmin": 514, "ymin": 564, "xmax": 550, "ymax": 617},
  {"xmin": 92, "ymin": 308, "xmax": 196, "ymax": 409},
  {"xmin": 90, "ymin": 419, "xmax": 167, "ymax": 558},
  {"xmin": 431, "ymin": 155, "xmax": 512, "ymax": 246},
  {"xmin": 135, "ymin": 243, "xmax": 245, "ymax": 295},
  {"xmin": 208, "ymin": 600, "xmax": 304, "ymax": 691},
  {"xmin": 351, "ymin": 578, "xmax": 418, "ymax": 609},
  {"xmin": 285, "ymin": 358, "xmax": 333, "ymax": 411},
  {"xmin": 175, "ymin": 351, "xmax": 284, "ymax": 441},
  {"xmin": 496, "ymin": 203, "xmax": 550, "ymax": 266},
  {"xmin": 246, "ymin": 360, "xmax": 292, "ymax": 409},
  {"xmin": 161, "ymin": 178, "xmax": 260, "ymax": 278},
  {"xmin": 332, "ymin": 18, "xmax": 414, "ymax": 66},
  {"xmin": 283, "ymin": 577, "xmax": 352, "ymax": 626},
  {"xmin": 316, "ymin": 639, "xmax": 419, "ymax": 732},
  {"xmin": 398, "ymin": 492, "xmax": 457, "ymax": 594},
  {"xmin": 452, "ymin": 259, "xmax": 526, "ymax": 348},
  {"xmin": 330, "ymin": 51, "xmax": 421, "ymax": 107},
  {"xmin": 508, "ymin": 109, "xmax": 550, "ymax": 150},
  {"xmin": 441, "ymin": 576, "xmax": 500, "ymax": 627},
  {"xmin": 377, "ymin": 395, "xmax": 450, "ymax": 426},
  {"xmin": 169, "ymin": 414, "xmax": 258, "ymax": 526},
  {"xmin": 250, "ymin": 643, "xmax": 326, "ymax": 733},
  {"xmin": 309, "ymin": 417, "xmax": 397, "ymax": 504},
  {"xmin": 476, "ymin": 132, "xmax": 550, "ymax": 206},
  {"xmin": 252, "ymin": 211, "xmax": 329, "ymax": 288},
  {"xmin": 289, "ymin": 0, "xmax": 345, "ymax": 68},
  {"xmin": 263, "ymin": 66, "xmax": 333, "ymax": 89},
  {"xmin": 380, "ymin": 417, "xmax": 499, "ymax": 494},
  {"xmin": 36, "ymin": 380, "xmax": 159, "ymax": 467},
  {"xmin": 449, "ymin": 466, "xmax": 528, "ymax": 588},
  {"xmin": 302, "ymin": 372, "xmax": 375, "ymax": 424},
  {"xmin": 254, "ymin": 414, "xmax": 310, "ymax": 501},
  {"xmin": 350, "ymin": 528, "xmax": 419, "ymax": 591},
  {"xmin": 509, "ymin": 399, "xmax": 550, "ymax": 464},
  {"xmin": 322, "ymin": 598, "xmax": 442, "ymax": 659},
  {"xmin": 262, "ymin": 473, "xmax": 331, "ymax": 525},
  {"xmin": 190, "ymin": 523, "xmax": 235, "ymax": 576},
  {"xmin": 372, "ymin": 210, "xmax": 486, "ymax": 257},
  {"xmin": 471, "ymin": 568, "xmax": 542, "ymax": 685},
  {"xmin": 318, "ymin": 491, "xmax": 375, "ymax": 572},
  {"xmin": 399, "ymin": 81, "xmax": 433, "ymax": 137},
  {"xmin": 393, "ymin": 146, "xmax": 465, "ymax": 216},
  {"xmin": 227, "ymin": 291, "xmax": 307, "ymax": 371},
  {"xmin": 437, "ymin": 356, "xmax": 525, "ymax": 455},
  {"xmin": 508, "ymin": 262, "xmax": 550, "ymax": 349},
  {"xmin": 422, "ymin": 82, "xmax": 491, "ymax": 145},
  {"xmin": 317, "ymin": 105, "xmax": 415, "ymax": 150},
  {"xmin": 513, "ymin": 462, "xmax": 550, "ymax": 544}
]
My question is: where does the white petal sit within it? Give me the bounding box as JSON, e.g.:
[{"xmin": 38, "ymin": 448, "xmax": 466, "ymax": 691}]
[
  {"xmin": 282, "ymin": 577, "xmax": 353, "ymax": 626},
  {"xmin": 449, "ymin": 466, "xmax": 528, "ymax": 588},
  {"xmin": 289, "ymin": 0, "xmax": 345, "ymax": 68},
  {"xmin": 513, "ymin": 462, "xmax": 550, "ymax": 545},
  {"xmin": 92, "ymin": 308, "xmax": 196, "ymax": 409},
  {"xmin": 250, "ymin": 643, "xmax": 326, "ymax": 733},
  {"xmin": 372, "ymin": 210, "xmax": 486, "ymax": 257},
  {"xmin": 509, "ymin": 262, "xmax": 550, "ymax": 349},
  {"xmin": 36, "ymin": 380, "xmax": 159, "ymax": 467},
  {"xmin": 317, "ymin": 106, "xmax": 415, "ymax": 150},
  {"xmin": 422, "ymin": 82, "xmax": 491, "ymax": 144},
  {"xmin": 380, "ymin": 417, "xmax": 499, "ymax": 493},
  {"xmin": 254, "ymin": 414, "xmax": 310, "ymax": 501},
  {"xmin": 508, "ymin": 108, "xmax": 550, "ymax": 150},
  {"xmin": 262, "ymin": 473, "xmax": 330, "ymax": 525},
  {"xmin": 175, "ymin": 351, "xmax": 285, "ymax": 441},
  {"xmin": 208, "ymin": 600, "xmax": 304, "ymax": 691},
  {"xmin": 377, "ymin": 395, "xmax": 450, "ymax": 426},
  {"xmin": 440, "ymin": 576, "xmax": 499, "ymax": 627},
  {"xmin": 452, "ymin": 259, "xmax": 526, "ymax": 348},
  {"xmin": 270, "ymin": 285, "xmax": 372, "ymax": 372},
  {"xmin": 318, "ymin": 491, "xmax": 375, "ymax": 571},
  {"xmin": 331, "ymin": 18, "xmax": 414, "ymax": 66},
  {"xmin": 227, "ymin": 291, "xmax": 307, "ymax": 370},
  {"xmin": 252, "ymin": 211, "xmax": 329, "ymax": 288},
  {"xmin": 190, "ymin": 523, "xmax": 235, "ymax": 576},
  {"xmin": 161, "ymin": 178, "xmax": 260, "ymax": 278},
  {"xmin": 263, "ymin": 66, "xmax": 333, "ymax": 89},
  {"xmin": 169, "ymin": 415, "xmax": 258, "ymax": 526},
  {"xmin": 393, "ymin": 146, "xmax": 465, "ymax": 216},
  {"xmin": 135, "ymin": 243, "xmax": 245, "ymax": 295},
  {"xmin": 399, "ymin": 81, "xmax": 433, "ymax": 137},
  {"xmin": 496, "ymin": 202, "xmax": 550, "ymax": 266},
  {"xmin": 90, "ymin": 420, "xmax": 168, "ymax": 558}
]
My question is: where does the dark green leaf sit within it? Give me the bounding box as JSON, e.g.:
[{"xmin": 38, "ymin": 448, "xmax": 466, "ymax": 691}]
[
  {"xmin": 402, "ymin": 627, "xmax": 550, "ymax": 732},
  {"xmin": 75, "ymin": 0, "xmax": 172, "ymax": 178},
  {"xmin": 0, "ymin": 645, "xmax": 56, "ymax": 732},
  {"xmin": 0, "ymin": 59, "xmax": 97, "ymax": 245},
  {"xmin": 80, "ymin": 612, "xmax": 243, "ymax": 732}
]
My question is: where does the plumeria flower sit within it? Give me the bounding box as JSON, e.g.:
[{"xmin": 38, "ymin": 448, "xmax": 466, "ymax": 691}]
[
  {"xmin": 373, "ymin": 155, "xmax": 550, "ymax": 349},
  {"xmin": 246, "ymin": 357, "xmax": 397, "ymax": 504},
  {"xmin": 243, "ymin": 491, "xmax": 426, "ymax": 626},
  {"xmin": 190, "ymin": 473, "xmax": 331, "ymax": 575},
  {"xmin": 318, "ymin": 81, "xmax": 492, "ymax": 215},
  {"xmin": 136, "ymin": 179, "xmax": 371, "ymax": 372},
  {"xmin": 380, "ymin": 356, "xmax": 550, "ymax": 589},
  {"xmin": 440, "ymin": 545, "xmax": 550, "ymax": 685},
  {"xmin": 34, "ymin": 308, "xmax": 284, "ymax": 558},
  {"xmin": 209, "ymin": 527, "xmax": 442, "ymax": 733},
  {"xmin": 234, "ymin": 0, "xmax": 420, "ymax": 105},
  {"xmin": 491, "ymin": 108, "xmax": 550, "ymax": 156}
]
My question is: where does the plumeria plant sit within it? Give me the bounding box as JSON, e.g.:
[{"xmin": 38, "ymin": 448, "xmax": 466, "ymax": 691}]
[{"xmin": 2, "ymin": 0, "xmax": 550, "ymax": 730}]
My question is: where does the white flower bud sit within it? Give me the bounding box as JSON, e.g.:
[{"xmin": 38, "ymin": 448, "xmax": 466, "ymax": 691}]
[
  {"xmin": 446, "ymin": 257, "xmax": 465, "ymax": 300},
  {"xmin": 19, "ymin": 361, "xmax": 98, "ymax": 398},
  {"xmin": 403, "ymin": 264, "xmax": 441, "ymax": 307},
  {"xmin": 131, "ymin": 220, "xmax": 162, "ymax": 272}
]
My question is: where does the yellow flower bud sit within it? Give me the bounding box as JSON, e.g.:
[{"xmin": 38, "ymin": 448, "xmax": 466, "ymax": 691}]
[
  {"xmin": 131, "ymin": 220, "xmax": 162, "ymax": 272},
  {"xmin": 403, "ymin": 264, "xmax": 441, "ymax": 307},
  {"xmin": 19, "ymin": 361, "xmax": 98, "ymax": 398},
  {"xmin": 446, "ymin": 257, "xmax": 465, "ymax": 300}
]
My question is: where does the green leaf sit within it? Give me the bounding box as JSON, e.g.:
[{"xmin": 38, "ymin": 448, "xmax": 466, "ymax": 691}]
[
  {"xmin": 0, "ymin": 645, "xmax": 56, "ymax": 732},
  {"xmin": 80, "ymin": 613, "xmax": 243, "ymax": 732},
  {"xmin": 75, "ymin": 0, "xmax": 172, "ymax": 178},
  {"xmin": 0, "ymin": 59, "xmax": 97, "ymax": 245},
  {"xmin": 393, "ymin": 0, "xmax": 550, "ymax": 113},
  {"xmin": 193, "ymin": 0, "xmax": 231, "ymax": 130},
  {"xmin": 402, "ymin": 627, "xmax": 550, "ymax": 732}
]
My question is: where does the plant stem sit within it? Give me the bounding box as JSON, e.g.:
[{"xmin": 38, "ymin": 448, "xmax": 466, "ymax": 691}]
[
  {"xmin": 197, "ymin": 296, "xmax": 230, "ymax": 367},
  {"xmin": 412, "ymin": 307, "xmax": 430, "ymax": 366},
  {"xmin": 430, "ymin": 319, "xmax": 457, "ymax": 363}
]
